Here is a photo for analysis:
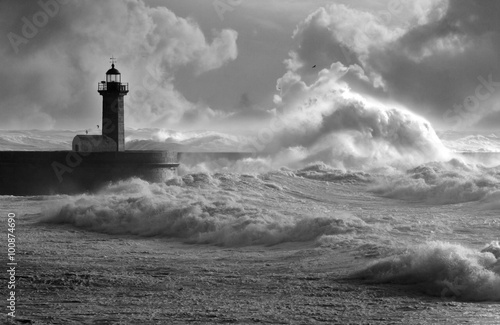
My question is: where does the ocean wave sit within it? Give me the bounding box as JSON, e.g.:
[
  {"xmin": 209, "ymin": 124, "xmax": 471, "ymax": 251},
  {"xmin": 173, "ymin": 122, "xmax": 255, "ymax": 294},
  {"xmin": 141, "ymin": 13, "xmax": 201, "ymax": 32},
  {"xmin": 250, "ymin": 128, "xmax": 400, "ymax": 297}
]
[
  {"xmin": 353, "ymin": 241, "xmax": 500, "ymax": 301},
  {"xmin": 177, "ymin": 153, "xmax": 273, "ymax": 175},
  {"xmin": 0, "ymin": 130, "xmax": 73, "ymax": 151},
  {"xmin": 296, "ymin": 163, "xmax": 372, "ymax": 183},
  {"xmin": 439, "ymin": 131, "xmax": 500, "ymax": 153},
  {"xmin": 371, "ymin": 159, "xmax": 500, "ymax": 204},
  {"xmin": 39, "ymin": 177, "xmax": 368, "ymax": 246},
  {"xmin": 125, "ymin": 129, "xmax": 247, "ymax": 152}
]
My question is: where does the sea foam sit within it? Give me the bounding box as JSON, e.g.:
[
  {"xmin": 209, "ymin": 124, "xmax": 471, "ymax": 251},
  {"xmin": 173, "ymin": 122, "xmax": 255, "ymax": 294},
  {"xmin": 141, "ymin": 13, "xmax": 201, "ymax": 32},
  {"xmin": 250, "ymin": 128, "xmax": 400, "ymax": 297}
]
[
  {"xmin": 353, "ymin": 241, "xmax": 500, "ymax": 301},
  {"xmin": 39, "ymin": 176, "xmax": 368, "ymax": 247},
  {"xmin": 371, "ymin": 159, "xmax": 500, "ymax": 204}
]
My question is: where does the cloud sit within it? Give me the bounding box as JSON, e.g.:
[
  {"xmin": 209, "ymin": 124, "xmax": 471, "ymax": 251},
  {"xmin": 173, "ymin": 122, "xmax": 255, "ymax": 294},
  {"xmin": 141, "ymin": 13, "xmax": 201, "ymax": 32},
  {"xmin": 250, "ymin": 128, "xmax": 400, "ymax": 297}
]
[
  {"xmin": 0, "ymin": 0, "xmax": 238, "ymax": 129},
  {"xmin": 284, "ymin": 3, "xmax": 405, "ymax": 88},
  {"xmin": 260, "ymin": 3, "xmax": 455, "ymax": 170},
  {"xmin": 283, "ymin": 1, "xmax": 500, "ymax": 130},
  {"xmin": 367, "ymin": 0, "xmax": 500, "ymax": 126},
  {"xmin": 263, "ymin": 62, "xmax": 450, "ymax": 170}
]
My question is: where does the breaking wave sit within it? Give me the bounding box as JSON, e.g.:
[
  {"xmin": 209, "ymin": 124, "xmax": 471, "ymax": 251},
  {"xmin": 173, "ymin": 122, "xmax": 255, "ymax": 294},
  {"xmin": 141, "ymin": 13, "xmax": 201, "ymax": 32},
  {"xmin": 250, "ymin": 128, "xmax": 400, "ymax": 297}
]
[
  {"xmin": 353, "ymin": 241, "xmax": 500, "ymax": 301},
  {"xmin": 39, "ymin": 176, "xmax": 368, "ymax": 246},
  {"xmin": 176, "ymin": 153, "xmax": 272, "ymax": 175},
  {"xmin": 371, "ymin": 159, "xmax": 500, "ymax": 204},
  {"xmin": 0, "ymin": 129, "xmax": 73, "ymax": 151},
  {"xmin": 439, "ymin": 130, "xmax": 500, "ymax": 153},
  {"xmin": 296, "ymin": 163, "xmax": 372, "ymax": 183},
  {"xmin": 125, "ymin": 129, "xmax": 247, "ymax": 152},
  {"xmin": 125, "ymin": 97, "xmax": 455, "ymax": 174}
]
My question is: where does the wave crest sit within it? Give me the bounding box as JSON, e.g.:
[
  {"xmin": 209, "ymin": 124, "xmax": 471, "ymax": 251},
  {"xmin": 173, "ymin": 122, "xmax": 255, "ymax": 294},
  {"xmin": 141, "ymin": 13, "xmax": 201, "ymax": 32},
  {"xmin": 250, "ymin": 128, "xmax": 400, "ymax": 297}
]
[
  {"xmin": 371, "ymin": 159, "xmax": 500, "ymax": 204},
  {"xmin": 353, "ymin": 241, "xmax": 500, "ymax": 301},
  {"xmin": 39, "ymin": 177, "xmax": 368, "ymax": 247}
]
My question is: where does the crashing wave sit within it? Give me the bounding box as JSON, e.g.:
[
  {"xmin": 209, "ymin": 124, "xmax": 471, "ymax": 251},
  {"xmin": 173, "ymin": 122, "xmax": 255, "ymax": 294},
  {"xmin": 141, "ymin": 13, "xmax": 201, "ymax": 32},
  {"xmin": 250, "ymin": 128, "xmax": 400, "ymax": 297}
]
[
  {"xmin": 371, "ymin": 159, "xmax": 500, "ymax": 204},
  {"xmin": 39, "ymin": 176, "xmax": 368, "ymax": 247},
  {"xmin": 352, "ymin": 241, "xmax": 500, "ymax": 301}
]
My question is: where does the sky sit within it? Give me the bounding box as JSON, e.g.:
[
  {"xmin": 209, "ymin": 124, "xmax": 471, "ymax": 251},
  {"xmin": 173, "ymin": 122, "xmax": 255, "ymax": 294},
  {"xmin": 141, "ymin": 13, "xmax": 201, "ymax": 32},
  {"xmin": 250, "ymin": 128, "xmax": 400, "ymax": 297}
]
[{"xmin": 1, "ymin": 0, "xmax": 500, "ymax": 132}]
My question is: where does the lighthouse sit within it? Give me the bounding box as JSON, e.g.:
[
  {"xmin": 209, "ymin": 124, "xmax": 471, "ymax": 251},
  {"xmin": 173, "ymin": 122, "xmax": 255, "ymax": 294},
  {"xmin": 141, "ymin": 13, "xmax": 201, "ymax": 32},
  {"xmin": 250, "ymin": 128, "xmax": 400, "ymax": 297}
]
[
  {"xmin": 72, "ymin": 59, "xmax": 129, "ymax": 152},
  {"xmin": 98, "ymin": 60, "xmax": 128, "ymax": 151},
  {"xmin": 1, "ymin": 59, "xmax": 179, "ymax": 195}
]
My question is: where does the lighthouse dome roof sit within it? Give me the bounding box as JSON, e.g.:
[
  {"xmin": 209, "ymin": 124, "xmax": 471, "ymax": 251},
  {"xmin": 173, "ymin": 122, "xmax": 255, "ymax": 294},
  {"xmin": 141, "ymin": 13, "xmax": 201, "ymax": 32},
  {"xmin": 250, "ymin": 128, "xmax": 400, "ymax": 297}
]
[{"xmin": 106, "ymin": 64, "xmax": 120, "ymax": 75}]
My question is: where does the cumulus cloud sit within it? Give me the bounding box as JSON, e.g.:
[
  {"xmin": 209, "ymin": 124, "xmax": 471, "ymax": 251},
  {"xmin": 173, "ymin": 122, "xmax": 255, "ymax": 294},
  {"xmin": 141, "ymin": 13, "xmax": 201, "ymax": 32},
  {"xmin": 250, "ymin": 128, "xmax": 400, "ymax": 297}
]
[
  {"xmin": 229, "ymin": 2, "xmax": 465, "ymax": 171},
  {"xmin": 283, "ymin": 1, "xmax": 500, "ymax": 130},
  {"xmin": 288, "ymin": 4, "xmax": 402, "ymax": 74},
  {"xmin": 0, "ymin": 0, "xmax": 238, "ymax": 129}
]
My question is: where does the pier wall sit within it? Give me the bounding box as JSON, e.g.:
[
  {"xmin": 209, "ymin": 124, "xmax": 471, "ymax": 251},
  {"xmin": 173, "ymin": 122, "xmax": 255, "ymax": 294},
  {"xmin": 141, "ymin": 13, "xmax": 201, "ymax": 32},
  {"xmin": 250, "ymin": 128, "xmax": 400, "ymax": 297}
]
[{"xmin": 0, "ymin": 151, "xmax": 178, "ymax": 195}]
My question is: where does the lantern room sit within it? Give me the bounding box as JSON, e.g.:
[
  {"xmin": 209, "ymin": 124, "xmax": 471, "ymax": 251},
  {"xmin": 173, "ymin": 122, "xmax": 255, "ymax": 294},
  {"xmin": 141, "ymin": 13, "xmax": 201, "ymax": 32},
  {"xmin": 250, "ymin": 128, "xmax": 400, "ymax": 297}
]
[{"xmin": 106, "ymin": 63, "xmax": 121, "ymax": 83}]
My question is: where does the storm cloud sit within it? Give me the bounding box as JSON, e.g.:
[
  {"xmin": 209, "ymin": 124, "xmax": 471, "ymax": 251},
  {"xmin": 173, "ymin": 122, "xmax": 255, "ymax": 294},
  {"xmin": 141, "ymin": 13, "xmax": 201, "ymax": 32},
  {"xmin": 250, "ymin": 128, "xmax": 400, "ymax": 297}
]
[
  {"xmin": 285, "ymin": 0, "xmax": 500, "ymax": 130},
  {"xmin": 0, "ymin": 0, "xmax": 237, "ymax": 130},
  {"xmin": 2, "ymin": 0, "xmax": 500, "ymax": 133}
]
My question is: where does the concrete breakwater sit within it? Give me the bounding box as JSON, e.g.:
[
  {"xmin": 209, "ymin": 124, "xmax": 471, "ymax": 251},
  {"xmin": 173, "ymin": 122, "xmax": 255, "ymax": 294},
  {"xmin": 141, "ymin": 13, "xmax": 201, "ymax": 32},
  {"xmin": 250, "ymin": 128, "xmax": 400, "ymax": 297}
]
[{"xmin": 0, "ymin": 151, "xmax": 178, "ymax": 195}]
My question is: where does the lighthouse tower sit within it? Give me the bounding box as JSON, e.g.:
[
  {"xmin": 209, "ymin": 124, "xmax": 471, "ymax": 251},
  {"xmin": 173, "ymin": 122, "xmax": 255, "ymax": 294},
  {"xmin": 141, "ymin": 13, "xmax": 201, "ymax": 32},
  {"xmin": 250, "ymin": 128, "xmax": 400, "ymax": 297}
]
[
  {"xmin": 72, "ymin": 59, "xmax": 129, "ymax": 153},
  {"xmin": 98, "ymin": 60, "xmax": 129, "ymax": 151}
]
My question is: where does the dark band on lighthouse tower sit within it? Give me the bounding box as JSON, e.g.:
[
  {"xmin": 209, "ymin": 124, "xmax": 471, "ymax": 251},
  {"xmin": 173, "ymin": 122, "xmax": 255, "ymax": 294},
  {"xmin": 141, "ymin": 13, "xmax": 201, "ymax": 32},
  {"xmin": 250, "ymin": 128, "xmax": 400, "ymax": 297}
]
[{"xmin": 98, "ymin": 60, "xmax": 129, "ymax": 151}]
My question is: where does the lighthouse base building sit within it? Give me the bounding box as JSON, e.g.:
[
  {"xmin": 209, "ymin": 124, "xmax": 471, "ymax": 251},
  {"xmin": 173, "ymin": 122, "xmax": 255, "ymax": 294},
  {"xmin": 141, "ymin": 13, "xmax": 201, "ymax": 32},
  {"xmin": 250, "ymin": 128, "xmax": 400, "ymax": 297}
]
[{"xmin": 0, "ymin": 62, "xmax": 178, "ymax": 195}]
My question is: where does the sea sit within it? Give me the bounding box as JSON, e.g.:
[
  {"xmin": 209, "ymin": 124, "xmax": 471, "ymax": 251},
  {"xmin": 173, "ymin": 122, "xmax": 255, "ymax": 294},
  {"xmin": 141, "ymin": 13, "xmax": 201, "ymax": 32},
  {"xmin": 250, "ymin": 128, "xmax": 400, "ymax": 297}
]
[{"xmin": 1, "ymin": 127, "xmax": 499, "ymax": 307}]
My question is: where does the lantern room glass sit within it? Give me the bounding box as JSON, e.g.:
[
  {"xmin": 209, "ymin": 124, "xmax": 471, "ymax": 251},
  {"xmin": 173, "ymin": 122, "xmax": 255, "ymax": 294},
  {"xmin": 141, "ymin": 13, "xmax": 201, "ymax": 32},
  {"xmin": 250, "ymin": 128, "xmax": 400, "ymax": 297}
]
[{"xmin": 107, "ymin": 73, "xmax": 121, "ymax": 83}]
